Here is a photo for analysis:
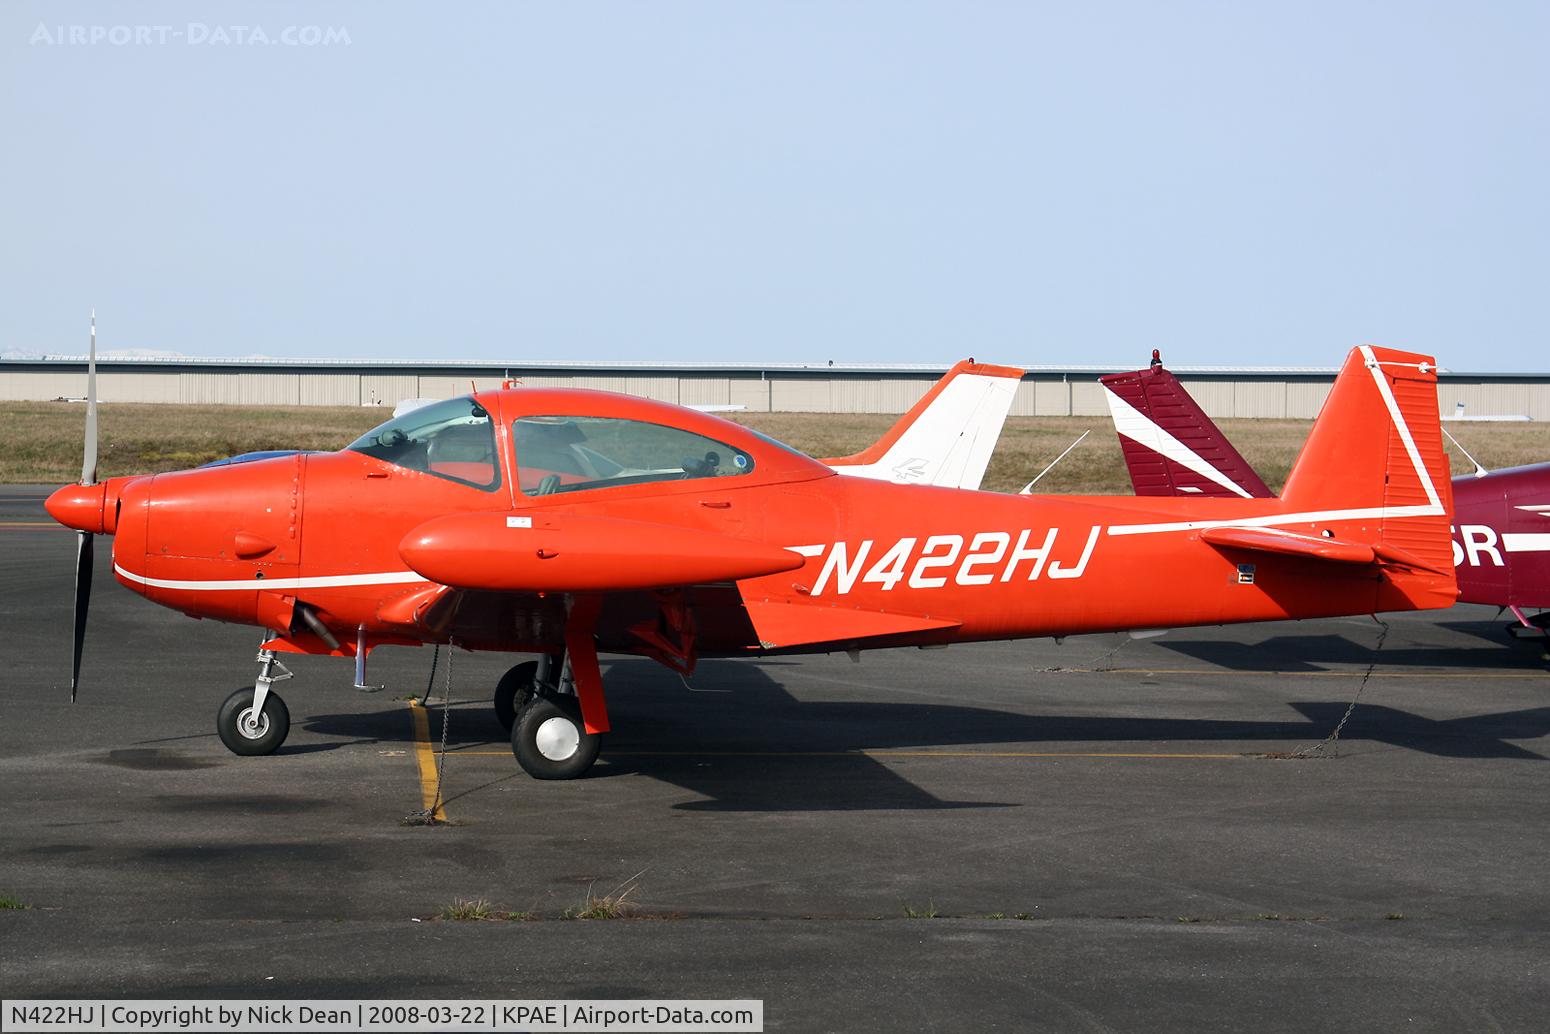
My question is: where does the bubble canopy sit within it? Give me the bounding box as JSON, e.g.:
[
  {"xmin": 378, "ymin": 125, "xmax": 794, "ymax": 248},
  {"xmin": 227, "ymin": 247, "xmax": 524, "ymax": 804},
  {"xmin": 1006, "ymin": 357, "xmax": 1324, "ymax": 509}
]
[
  {"xmin": 512, "ymin": 414, "xmax": 756, "ymax": 496},
  {"xmin": 347, "ymin": 389, "xmax": 831, "ymax": 497}
]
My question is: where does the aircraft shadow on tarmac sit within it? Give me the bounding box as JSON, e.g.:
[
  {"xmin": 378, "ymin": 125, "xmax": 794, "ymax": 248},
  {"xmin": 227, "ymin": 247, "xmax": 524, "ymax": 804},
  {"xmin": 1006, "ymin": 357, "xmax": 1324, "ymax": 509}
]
[
  {"xmin": 1153, "ymin": 622, "xmax": 1546, "ymax": 672},
  {"xmin": 301, "ymin": 657, "xmax": 1550, "ymax": 812}
]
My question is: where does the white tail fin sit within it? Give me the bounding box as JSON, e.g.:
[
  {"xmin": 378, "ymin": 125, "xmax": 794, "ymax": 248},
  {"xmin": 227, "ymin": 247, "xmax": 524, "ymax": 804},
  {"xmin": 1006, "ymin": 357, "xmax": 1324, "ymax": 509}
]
[{"xmin": 825, "ymin": 360, "xmax": 1024, "ymax": 490}]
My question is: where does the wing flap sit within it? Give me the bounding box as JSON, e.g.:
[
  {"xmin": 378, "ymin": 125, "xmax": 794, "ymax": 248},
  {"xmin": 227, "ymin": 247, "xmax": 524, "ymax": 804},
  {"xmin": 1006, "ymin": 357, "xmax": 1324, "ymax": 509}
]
[{"xmin": 742, "ymin": 598, "xmax": 960, "ymax": 649}]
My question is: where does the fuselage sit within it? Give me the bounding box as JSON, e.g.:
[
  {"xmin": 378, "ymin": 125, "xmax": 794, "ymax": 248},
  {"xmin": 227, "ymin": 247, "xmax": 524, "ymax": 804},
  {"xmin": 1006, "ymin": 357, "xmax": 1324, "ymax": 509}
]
[
  {"xmin": 1450, "ymin": 462, "xmax": 1550, "ymax": 609},
  {"xmin": 93, "ymin": 444, "xmax": 1450, "ymax": 660},
  {"xmin": 51, "ymin": 360, "xmax": 1456, "ymax": 665}
]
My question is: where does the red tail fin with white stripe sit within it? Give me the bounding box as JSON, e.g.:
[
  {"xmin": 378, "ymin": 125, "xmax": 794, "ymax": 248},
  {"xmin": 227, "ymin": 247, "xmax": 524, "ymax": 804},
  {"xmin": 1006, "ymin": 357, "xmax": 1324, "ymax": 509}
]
[
  {"xmin": 1280, "ymin": 345, "xmax": 1455, "ymax": 581},
  {"xmin": 1104, "ymin": 345, "xmax": 1456, "ymax": 610}
]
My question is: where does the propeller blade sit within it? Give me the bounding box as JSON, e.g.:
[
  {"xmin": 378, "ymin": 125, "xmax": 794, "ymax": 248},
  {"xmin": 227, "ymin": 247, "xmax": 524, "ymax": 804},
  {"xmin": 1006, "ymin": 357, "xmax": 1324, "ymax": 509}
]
[
  {"xmin": 71, "ymin": 530, "xmax": 94, "ymax": 702},
  {"xmin": 81, "ymin": 310, "xmax": 98, "ymax": 485}
]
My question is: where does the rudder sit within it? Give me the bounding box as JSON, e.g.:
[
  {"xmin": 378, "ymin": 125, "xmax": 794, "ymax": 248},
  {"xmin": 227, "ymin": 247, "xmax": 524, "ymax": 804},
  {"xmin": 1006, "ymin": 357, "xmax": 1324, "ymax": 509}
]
[{"xmin": 1281, "ymin": 345, "xmax": 1455, "ymax": 582}]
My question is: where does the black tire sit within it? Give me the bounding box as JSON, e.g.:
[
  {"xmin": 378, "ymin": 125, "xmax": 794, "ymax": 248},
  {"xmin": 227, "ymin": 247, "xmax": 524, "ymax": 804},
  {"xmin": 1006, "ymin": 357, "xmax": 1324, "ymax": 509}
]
[
  {"xmin": 512, "ymin": 695, "xmax": 600, "ymax": 779},
  {"xmin": 216, "ymin": 687, "xmax": 290, "ymax": 756},
  {"xmin": 493, "ymin": 660, "xmax": 540, "ymax": 731}
]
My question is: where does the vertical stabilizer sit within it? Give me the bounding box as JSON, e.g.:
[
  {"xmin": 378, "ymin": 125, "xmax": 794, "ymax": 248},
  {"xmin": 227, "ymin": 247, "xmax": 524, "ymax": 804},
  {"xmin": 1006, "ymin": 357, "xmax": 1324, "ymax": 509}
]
[
  {"xmin": 825, "ymin": 360, "xmax": 1025, "ymax": 491},
  {"xmin": 1280, "ymin": 346, "xmax": 1455, "ymax": 580},
  {"xmin": 1101, "ymin": 360, "xmax": 1272, "ymax": 499}
]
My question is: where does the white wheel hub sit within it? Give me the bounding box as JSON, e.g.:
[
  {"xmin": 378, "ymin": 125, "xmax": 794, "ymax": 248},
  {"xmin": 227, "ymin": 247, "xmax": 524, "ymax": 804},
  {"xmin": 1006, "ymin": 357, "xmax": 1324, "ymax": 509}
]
[
  {"xmin": 534, "ymin": 715, "xmax": 580, "ymax": 761},
  {"xmin": 236, "ymin": 706, "xmax": 269, "ymax": 740}
]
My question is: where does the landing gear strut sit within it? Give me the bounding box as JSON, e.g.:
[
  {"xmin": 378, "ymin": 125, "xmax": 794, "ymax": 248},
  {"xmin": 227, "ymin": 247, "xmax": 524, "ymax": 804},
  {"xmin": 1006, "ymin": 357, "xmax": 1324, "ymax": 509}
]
[
  {"xmin": 217, "ymin": 647, "xmax": 292, "ymax": 755},
  {"xmin": 493, "ymin": 659, "xmax": 541, "ymax": 731},
  {"xmin": 506, "ymin": 597, "xmax": 610, "ymax": 779},
  {"xmin": 1506, "ymin": 606, "xmax": 1550, "ymax": 641}
]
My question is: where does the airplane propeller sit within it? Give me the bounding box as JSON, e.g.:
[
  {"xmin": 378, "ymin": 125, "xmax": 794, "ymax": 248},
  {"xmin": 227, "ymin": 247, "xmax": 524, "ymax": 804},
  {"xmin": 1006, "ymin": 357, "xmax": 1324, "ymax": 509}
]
[{"xmin": 70, "ymin": 311, "xmax": 99, "ymax": 702}]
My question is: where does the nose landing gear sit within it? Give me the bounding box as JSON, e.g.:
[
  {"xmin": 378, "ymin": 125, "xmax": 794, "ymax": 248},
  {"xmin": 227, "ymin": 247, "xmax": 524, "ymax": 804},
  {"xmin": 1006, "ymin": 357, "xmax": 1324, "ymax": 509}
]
[
  {"xmin": 216, "ymin": 647, "xmax": 293, "ymax": 756},
  {"xmin": 494, "ymin": 654, "xmax": 600, "ymax": 777},
  {"xmin": 513, "ymin": 693, "xmax": 600, "ymax": 780},
  {"xmin": 493, "ymin": 658, "xmax": 540, "ymax": 732},
  {"xmin": 503, "ymin": 596, "xmax": 610, "ymax": 779}
]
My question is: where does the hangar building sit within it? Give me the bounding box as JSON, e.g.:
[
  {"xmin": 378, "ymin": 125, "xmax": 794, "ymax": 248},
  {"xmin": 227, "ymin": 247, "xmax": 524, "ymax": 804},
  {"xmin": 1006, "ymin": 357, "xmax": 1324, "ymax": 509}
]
[{"xmin": 2, "ymin": 356, "xmax": 1547, "ymax": 419}]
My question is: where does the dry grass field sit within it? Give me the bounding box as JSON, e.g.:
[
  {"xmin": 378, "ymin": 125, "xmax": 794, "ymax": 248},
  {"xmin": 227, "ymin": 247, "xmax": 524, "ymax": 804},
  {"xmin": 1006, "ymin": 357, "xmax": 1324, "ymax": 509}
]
[{"xmin": 4, "ymin": 401, "xmax": 1546, "ymax": 494}]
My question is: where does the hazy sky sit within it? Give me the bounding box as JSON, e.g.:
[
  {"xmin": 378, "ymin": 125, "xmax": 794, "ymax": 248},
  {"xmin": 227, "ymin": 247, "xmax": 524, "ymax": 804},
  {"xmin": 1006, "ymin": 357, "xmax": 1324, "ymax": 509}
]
[{"xmin": 2, "ymin": 2, "xmax": 1546, "ymax": 369}]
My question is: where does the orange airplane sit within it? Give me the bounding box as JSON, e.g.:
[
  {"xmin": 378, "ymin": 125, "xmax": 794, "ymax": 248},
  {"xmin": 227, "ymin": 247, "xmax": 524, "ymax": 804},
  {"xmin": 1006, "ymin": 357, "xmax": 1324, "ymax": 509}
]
[{"xmin": 48, "ymin": 344, "xmax": 1457, "ymax": 779}]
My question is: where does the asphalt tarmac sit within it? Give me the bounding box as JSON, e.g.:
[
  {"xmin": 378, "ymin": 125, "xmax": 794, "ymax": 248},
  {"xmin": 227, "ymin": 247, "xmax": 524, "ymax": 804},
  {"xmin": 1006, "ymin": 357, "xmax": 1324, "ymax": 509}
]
[{"xmin": 3, "ymin": 484, "xmax": 1549, "ymax": 1030}]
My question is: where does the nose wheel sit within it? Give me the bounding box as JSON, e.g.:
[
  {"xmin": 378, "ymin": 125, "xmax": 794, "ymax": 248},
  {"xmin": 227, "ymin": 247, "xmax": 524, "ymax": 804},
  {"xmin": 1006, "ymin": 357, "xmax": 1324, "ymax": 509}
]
[
  {"xmin": 217, "ymin": 645, "xmax": 294, "ymax": 756},
  {"xmin": 504, "ymin": 626, "xmax": 607, "ymax": 779},
  {"xmin": 512, "ymin": 694, "xmax": 599, "ymax": 779},
  {"xmin": 217, "ymin": 686, "xmax": 290, "ymax": 755}
]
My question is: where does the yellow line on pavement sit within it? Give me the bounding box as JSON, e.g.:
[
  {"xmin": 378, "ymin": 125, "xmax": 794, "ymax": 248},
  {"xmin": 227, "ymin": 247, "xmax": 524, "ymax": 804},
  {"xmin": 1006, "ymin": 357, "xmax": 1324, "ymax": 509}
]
[
  {"xmin": 407, "ymin": 701, "xmax": 448, "ymax": 822},
  {"xmin": 0, "ymin": 522, "xmax": 63, "ymax": 529}
]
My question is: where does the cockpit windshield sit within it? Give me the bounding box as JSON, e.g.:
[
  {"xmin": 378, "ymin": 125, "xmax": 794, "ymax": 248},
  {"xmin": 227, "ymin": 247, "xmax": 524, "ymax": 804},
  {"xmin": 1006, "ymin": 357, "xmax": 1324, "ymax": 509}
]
[
  {"xmin": 348, "ymin": 397, "xmax": 500, "ymax": 491},
  {"xmin": 514, "ymin": 415, "xmax": 755, "ymax": 496}
]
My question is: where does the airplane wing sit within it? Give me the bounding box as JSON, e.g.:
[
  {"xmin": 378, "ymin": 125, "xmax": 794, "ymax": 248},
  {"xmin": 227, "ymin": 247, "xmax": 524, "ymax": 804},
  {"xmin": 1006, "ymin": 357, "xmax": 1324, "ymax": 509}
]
[
  {"xmin": 399, "ymin": 511, "xmax": 805, "ymax": 592},
  {"xmin": 823, "ymin": 360, "xmax": 1025, "ymax": 491},
  {"xmin": 1100, "ymin": 357, "xmax": 1274, "ymax": 499}
]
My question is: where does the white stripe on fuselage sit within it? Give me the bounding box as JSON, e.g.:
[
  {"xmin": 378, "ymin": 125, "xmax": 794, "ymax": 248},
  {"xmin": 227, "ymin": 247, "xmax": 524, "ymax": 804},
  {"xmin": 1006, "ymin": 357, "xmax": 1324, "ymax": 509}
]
[{"xmin": 115, "ymin": 563, "xmax": 428, "ymax": 592}]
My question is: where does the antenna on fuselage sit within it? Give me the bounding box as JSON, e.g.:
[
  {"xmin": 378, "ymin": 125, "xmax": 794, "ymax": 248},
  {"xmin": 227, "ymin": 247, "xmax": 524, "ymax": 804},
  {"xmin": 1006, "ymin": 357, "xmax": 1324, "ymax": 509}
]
[
  {"xmin": 1441, "ymin": 425, "xmax": 1489, "ymax": 478},
  {"xmin": 1019, "ymin": 430, "xmax": 1090, "ymax": 495}
]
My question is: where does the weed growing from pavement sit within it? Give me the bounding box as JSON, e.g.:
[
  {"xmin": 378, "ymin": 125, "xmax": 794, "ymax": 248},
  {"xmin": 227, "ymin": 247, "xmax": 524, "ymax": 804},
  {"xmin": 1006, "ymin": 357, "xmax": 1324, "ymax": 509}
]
[
  {"xmin": 562, "ymin": 871, "xmax": 646, "ymax": 921},
  {"xmin": 440, "ymin": 898, "xmax": 494, "ymax": 921},
  {"xmin": 436, "ymin": 899, "xmax": 541, "ymax": 922}
]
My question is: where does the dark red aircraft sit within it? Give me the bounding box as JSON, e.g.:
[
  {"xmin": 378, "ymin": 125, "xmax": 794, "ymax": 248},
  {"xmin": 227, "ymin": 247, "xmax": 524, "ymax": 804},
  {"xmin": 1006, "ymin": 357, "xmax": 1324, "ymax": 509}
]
[{"xmin": 1101, "ymin": 351, "xmax": 1550, "ymax": 639}]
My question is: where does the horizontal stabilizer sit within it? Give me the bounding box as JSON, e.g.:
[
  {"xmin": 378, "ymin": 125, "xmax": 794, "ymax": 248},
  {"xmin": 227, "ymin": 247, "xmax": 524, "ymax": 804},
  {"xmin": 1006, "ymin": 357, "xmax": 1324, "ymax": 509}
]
[
  {"xmin": 1200, "ymin": 526, "xmax": 1445, "ymax": 573},
  {"xmin": 400, "ymin": 512, "xmax": 805, "ymax": 592},
  {"xmin": 1201, "ymin": 527, "xmax": 1376, "ymax": 565},
  {"xmin": 743, "ymin": 598, "xmax": 960, "ymax": 649}
]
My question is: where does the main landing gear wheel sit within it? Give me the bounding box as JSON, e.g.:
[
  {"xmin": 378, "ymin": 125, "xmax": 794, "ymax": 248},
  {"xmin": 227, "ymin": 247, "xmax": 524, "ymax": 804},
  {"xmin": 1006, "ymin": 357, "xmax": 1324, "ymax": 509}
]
[
  {"xmin": 512, "ymin": 695, "xmax": 600, "ymax": 780},
  {"xmin": 493, "ymin": 660, "xmax": 540, "ymax": 731},
  {"xmin": 216, "ymin": 687, "xmax": 290, "ymax": 756}
]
